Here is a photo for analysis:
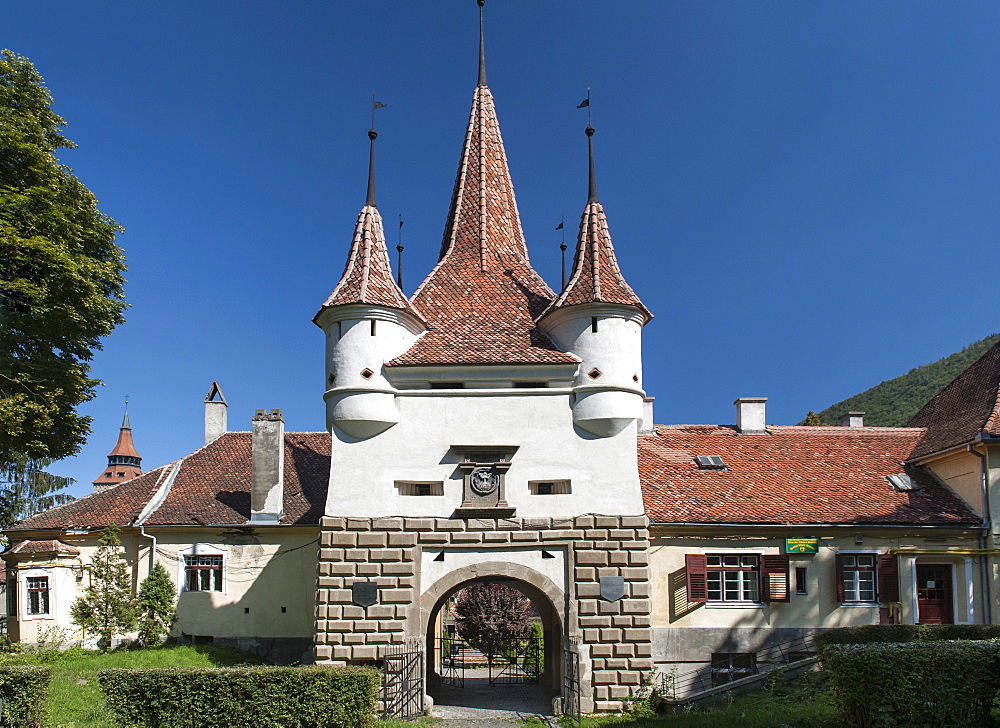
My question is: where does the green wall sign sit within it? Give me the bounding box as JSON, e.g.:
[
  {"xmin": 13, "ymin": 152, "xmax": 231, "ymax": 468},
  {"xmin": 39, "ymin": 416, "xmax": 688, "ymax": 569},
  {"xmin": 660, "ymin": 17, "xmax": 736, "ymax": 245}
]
[{"xmin": 785, "ymin": 538, "xmax": 819, "ymax": 554}]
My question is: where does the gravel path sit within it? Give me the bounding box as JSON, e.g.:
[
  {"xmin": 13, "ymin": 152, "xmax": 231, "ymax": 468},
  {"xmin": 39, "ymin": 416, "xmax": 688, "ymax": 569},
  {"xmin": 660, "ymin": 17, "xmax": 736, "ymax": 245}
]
[{"xmin": 428, "ymin": 668, "xmax": 558, "ymax": 721}]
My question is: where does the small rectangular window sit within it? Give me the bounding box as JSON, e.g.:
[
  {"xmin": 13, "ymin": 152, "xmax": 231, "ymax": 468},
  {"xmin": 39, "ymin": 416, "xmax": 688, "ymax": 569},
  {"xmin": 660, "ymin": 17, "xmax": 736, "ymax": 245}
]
[
  {"xmin": 430, "ymin": 382, "xmax": 465, "ymax": 389},
  {"xmin": 695, "ymin": 456, "xmax": 726, "ymax": 470},
  {"xmin": 887, "ymin": 475, "xmax": 918, "ymax": 491},
  {"xmin": 591, "ymin": 317, "xmax": 599, "ymax": 333},
  {"xmin": 185, "ymin": 555, "xmax": 223, "ymax": 592},
  {"xmin": 706, "ymin": 554, "xmax": 760, "ymax": 602},
  {"xmin": 528, "ymin": 480, "xmax": 571, "ymax": 495},
  {"xmin": 841, "ymin": 554, "xmax": 876, "ymax": 602},
  {"xmin": 370, "ymin": 319, "xmax": 377, "ymax": 336},
  {"xmin": 795, "ymin": 567, "xmax": 808, "ymax": 594},
  {"xmin": 26, "ymin": 576, "xmax": 50, "ymax": 615},
  {"xmin": 711, "ymin": 653, "xmax": 757, "ymax": 686},
  {"xmin": 395, "ymin": 481, "xmax": 444, "ymax": 496},
  {"xmin": 514, "ymin": 382, "xmax": 546, "ymax": 388}
]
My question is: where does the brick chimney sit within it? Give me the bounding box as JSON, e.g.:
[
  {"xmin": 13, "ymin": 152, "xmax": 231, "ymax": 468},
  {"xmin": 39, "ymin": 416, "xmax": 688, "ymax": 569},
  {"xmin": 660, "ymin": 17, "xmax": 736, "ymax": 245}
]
[
  {"xmin": 839, "ymin": 411, "xmax": 865, "ymax": 427},
  {"xmin": 204, "ymin": 381, "xmax": 228, "ymax": 445},
  {"xmin": 735, "ymin": 397, "xmax": 767, "ymax": 434},
  {"xmin": 250, "ymin": 409, "xmax": 284, "ymax": 524}
]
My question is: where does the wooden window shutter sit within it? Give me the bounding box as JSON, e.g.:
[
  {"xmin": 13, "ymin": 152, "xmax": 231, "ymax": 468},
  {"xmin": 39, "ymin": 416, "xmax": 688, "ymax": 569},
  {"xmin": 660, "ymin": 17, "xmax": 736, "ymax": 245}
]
[
  {"xmin": 878, "ymin": 554, "xmax": 900, "ymax": 602},
  {"xmin": 835, "ymin": 554, "xmax": 846, "ymax": 602},
  {"xmin": 685, "ymin": 554, "xmax": 708, "ymax": 603},
  {"xmin": 761, "ymin": 555, "xmax": 790, "ymax": 602}
]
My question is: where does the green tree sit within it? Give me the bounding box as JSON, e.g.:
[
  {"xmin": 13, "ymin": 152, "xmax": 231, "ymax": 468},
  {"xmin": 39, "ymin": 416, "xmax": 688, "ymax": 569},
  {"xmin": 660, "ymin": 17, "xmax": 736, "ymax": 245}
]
[
  {"xmin": 136, "ymin": 562, "xmax": 177, "ymax": 647},
  {"xmin": 0, "ymin": 454, "xmax": 73, "ymax": 528},
  {"xmin": 0, "ymin": 49, "xmax": 127, "ymax": 465},
  {"xmin": 70, "ymin": 525, "xmax": 138, "ymax": 649},
  {"xmin": 802, "ymin": 411, "xmax": 822, "ymax": 426},
  {"xmin": 453, "ymin": 583, "xmax": 533, "ymax": 660}
]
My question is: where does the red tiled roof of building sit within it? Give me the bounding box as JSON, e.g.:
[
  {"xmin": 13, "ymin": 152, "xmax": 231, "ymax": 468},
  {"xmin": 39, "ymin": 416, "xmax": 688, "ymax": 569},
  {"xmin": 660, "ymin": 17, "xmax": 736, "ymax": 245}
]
[
  {"xmin": 6, "ymin": 539, "xmax": 80, "ymax": 555},
  {"xmin": 906, "ymin": 338, "xmax": 1000, "ymax": 459},
  {"xmin": 639, "ymin": 425, "xmax": 979, "ymax": 525},
  {"xmin": 544, "ymin": 201, "xmax": 651, "ymax": 322},
  {"xmin": 389, "ymin": 85, "xmax": 575, "ymax": 366},
  {"xmin": 317, "ymin": 205, "xmax": 423, "ymax": 320},
  {"xmin": 107, "ymin": 424, "xmax": 140, "ymax": 460},
  {"xmin": 12, "ymin": 432, "xmax": 331, "ymax": 530}
]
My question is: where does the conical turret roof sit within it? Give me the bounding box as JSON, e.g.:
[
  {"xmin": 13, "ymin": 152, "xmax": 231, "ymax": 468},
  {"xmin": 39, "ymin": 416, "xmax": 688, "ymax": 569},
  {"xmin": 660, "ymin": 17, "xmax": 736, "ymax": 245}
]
[
  {"xmin": 107, "ymin": 410, "xmax": 140, "ymax": 460},
  {"xmin": 388, "ymin": 84, "xmax": 575, "ymax": 366}
]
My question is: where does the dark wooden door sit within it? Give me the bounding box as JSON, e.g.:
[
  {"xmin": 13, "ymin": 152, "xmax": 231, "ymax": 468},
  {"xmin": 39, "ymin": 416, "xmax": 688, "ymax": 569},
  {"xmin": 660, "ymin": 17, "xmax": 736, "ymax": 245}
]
[{"xmin": 916, "ymin": 564, "xmax": 953, "ymax": 624}]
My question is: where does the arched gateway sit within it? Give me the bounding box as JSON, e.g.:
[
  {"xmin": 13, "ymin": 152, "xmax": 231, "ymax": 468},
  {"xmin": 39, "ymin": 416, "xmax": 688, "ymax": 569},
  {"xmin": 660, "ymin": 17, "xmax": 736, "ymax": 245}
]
[{"xmin": 311, "ymin": 2, "xmax": 653, "ymax": 715}]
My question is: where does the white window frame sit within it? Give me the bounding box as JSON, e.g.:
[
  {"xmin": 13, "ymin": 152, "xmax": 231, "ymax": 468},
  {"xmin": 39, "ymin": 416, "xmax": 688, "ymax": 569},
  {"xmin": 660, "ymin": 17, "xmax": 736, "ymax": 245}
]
[
  {"xmin": 20, "ymin": 568, "xmax": 53, "ymax": 620},
  {"xmin": 178, "ymin": 544, "xmax": 227, "ymax": 595},
  {"xmin": 837, "ymin": 550, "xmax": 880, "ymax": 606},
  {"xmin": 699, "ymin": 548, "xmax": 766, "ymax": 608}
]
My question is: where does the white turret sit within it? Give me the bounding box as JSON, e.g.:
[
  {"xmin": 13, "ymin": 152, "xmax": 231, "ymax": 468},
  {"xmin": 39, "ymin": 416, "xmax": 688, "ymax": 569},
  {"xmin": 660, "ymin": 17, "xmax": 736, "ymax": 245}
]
[
  {"xmin": 313, "ymin": 128, "xmax": 425, "ymax": 439},
  {"xmin": 539, "ymin": 124, "xmax": 652, "ymax": 437}
]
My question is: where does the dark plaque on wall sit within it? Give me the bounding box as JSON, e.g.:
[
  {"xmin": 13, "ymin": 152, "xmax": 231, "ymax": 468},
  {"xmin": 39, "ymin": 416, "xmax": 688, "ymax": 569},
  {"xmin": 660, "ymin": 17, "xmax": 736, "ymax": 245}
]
[
  {"xmin": 452, "ymin": 445, "xmax": 519, "ymax": 518},
  {"xmin": 599, "ymin": 575, "xmax": 625, "ymax": 602},
  {"xmin": 352, "ymin": 582, "xmax": 378, "ymax": 607}
]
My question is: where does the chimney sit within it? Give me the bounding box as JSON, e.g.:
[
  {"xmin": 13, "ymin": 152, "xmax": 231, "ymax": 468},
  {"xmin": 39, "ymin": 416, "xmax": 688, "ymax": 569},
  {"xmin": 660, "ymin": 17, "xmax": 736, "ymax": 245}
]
[
  {"xmin": 839, "ymin": 411, "xmax": 865, "ymax": 428},
  {"xmin": 250, "ymin": 409, "xmax": 284, "ymax": 524},
  {"xmin": 639, "ymin": 397, "xmax": 655, "ymax": 435},
  {"xmin": 735, "ymin": 397, "xmax": 767, "ymax": 434},
  {"xmin": 204, "ymin": 381, "xmax": 228, "ymax": 445}
]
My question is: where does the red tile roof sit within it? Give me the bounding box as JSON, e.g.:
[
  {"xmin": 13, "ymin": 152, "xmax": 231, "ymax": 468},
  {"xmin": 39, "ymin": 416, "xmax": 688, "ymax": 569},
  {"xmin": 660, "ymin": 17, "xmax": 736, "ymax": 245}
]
[
  {"xmin": 906, "ymin": 338, "xmax": 1000, "ymax": 459},
  {"xmin": 639, "ymin": 425, "xmax": 979, "ymax": 526},
  {"xmin": 107, "ymin": 424, "xmax": 140, "ymax": 460},
  {"xmin": 11, "ymin": 432, "xmax": 331, "ymax": 530},
  {"xmin": 317, "ymin": 205, "xmax": 422, "ymax": 320},
  {"xmin": 6, "ymin": 539, "xmax": 80, "ymax": 556},
  {"xmin": 543, "ymin": 201, "xmax": 651, "ymax": 322},
  {"xmin": 389, "ymin": 85, "xmax": 575, "ymax": 367}
]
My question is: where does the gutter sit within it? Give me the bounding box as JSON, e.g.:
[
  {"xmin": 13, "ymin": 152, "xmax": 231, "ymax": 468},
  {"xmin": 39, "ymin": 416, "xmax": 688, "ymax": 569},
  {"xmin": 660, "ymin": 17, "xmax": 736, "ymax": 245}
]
[
  {"xmin": 968, "ymin": 443, "xmax": 993, "ymax": 624},
  {"xmin": 134, "ymin": 460, "xmax": 183, "ymax": 579}
]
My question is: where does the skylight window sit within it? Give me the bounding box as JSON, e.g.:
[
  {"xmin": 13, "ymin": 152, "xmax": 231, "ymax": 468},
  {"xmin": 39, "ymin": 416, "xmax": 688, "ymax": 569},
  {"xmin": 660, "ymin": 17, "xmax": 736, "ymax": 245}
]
[
  {"xmin": 887, "ymin": 474, "xmax": 918, "ymax": 492},
  {"xmin": 696, "ymin": 456, "xmax": 727, "ymax": 470}
]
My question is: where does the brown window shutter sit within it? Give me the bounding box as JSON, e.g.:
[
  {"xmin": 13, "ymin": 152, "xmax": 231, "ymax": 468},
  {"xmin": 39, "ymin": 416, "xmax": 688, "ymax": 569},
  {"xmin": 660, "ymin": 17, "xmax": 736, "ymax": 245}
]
[
  {"xmin": 685, "ymin": 554, "xmax": 708, "ymax": 603},
  {"xmin": 761, "ymin": 555, "xmax": 790, "ymax": 602},
  {"xmin": 878, "ymin": 554, "xmax": 900, "ymax": 602},
  {"xmin": 835, "ymin": 554, "xmax": 846, "ymax": 602}
]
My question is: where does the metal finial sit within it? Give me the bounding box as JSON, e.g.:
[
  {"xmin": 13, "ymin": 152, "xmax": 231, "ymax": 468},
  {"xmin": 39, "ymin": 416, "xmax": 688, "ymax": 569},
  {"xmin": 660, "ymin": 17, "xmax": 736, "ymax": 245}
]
[
  {"xmin": 478, "ymin": 0, "xmax": 487, "ymax": 87},
  {"xmin": 122, "ymin": 396, "xmax": 131, "ymax": 430},
  {"xmin": 367, "ymin": 92, "xmax": 387, "ymax": 207},
  {"xmin": 586, "ymin": 124, "xmax": 598, "ymax": 203},
  {"xmin": 396, "ymin": 215, "xmax": 404, "ymax": 290},
  {"xmin": 559, "ymin": 213, "xmax": 567, "ymax": 289}
]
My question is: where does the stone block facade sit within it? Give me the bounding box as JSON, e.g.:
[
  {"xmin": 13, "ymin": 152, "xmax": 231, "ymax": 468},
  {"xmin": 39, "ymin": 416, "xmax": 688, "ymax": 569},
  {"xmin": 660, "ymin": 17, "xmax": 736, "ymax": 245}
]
[{"xmin": 313, "ymin": 513, "xmax": 652, "ymax": 713}]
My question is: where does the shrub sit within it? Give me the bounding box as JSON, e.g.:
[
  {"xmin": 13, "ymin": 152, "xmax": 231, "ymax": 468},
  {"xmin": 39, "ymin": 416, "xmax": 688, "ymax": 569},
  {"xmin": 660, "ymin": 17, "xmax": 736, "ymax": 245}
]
[
  {"xmin": 814, "ymin": 623, "xmax": 1000, "ymax": 650},
  {"xmin": 98, "ymin": 665, "xmax": 380, "ymax": 728},
  {"xmin": 0, "ymin": 665, "xmax": 51, "ymax": 728},
  {"xmin": 822, "ymin": 640, "xmax": 1000, "ymax": 728}
]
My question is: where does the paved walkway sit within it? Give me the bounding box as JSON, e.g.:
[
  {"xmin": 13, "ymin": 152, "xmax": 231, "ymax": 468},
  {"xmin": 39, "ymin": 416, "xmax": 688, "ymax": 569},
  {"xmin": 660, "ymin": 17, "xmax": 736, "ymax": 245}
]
[{"xmin": 428, "ymin": 668, "xmax": 558, "ymax": 720}]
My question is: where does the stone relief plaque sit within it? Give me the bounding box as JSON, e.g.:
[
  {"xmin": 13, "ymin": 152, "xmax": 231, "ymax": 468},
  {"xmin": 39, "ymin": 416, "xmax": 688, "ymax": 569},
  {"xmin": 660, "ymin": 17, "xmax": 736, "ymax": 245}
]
[{"xmin": 452, "ymin": 445, "xmax": 519, "ymax": 518}]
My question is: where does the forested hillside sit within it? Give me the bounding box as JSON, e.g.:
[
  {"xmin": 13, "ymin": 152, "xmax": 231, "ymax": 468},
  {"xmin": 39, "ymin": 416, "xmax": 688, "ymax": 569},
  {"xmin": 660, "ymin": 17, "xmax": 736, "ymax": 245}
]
[{"xmin": 802, "ymin": 334, "xmax": 1000, "ymax": 427}]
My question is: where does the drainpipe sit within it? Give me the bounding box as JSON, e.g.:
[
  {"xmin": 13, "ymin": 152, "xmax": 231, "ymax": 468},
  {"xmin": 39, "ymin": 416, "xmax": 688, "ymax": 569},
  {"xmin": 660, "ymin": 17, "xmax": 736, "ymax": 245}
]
[
  {"xmin": 969, "ymin": 443, "xmax": 992, "ymax": 624},
  {"xmin": 139, "ymin": 525, "xmax": 157, "ymax": 576}
]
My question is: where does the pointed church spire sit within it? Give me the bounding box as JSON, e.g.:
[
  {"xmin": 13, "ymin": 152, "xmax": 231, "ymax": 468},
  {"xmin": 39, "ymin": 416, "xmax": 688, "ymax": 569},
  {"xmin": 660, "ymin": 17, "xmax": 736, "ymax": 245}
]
[
  {"xmin": 93, "ymin": 401, "xmax": 143, "ymax": 491},
  {"xmin": 315, "ymin": 125, "xmax": 422, "ymax": 320},
  {"xmin": 543, "ymin": 122, "xmax": 651, "ymax": 322}
]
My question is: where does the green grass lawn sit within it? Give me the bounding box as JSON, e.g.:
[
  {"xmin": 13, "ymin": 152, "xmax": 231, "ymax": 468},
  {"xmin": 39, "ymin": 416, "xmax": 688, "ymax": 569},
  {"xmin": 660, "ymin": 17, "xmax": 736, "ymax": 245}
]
[{"xmin": 2, "ymin": 644, "xmax": 265, "ymax": 728}]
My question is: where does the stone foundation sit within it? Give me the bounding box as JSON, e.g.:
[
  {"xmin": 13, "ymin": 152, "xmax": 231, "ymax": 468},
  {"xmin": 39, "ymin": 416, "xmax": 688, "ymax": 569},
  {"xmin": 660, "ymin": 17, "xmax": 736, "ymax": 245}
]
[{"xmin": 313, "ymin": 514, "xmax": 652, "ymax": 713}]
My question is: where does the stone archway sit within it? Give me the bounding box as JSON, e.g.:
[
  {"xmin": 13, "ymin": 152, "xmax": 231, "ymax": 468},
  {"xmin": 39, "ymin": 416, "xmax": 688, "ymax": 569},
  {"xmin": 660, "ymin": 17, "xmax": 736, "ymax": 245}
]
[{"xmin": 420, "ymin": 563, "xmax": 566, "ymax": 716}]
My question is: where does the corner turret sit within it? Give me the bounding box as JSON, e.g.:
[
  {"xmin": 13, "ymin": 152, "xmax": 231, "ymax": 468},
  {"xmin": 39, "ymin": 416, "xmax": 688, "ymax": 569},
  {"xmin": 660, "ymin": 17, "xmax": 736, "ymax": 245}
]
[
  {"xmin": 313, "ymin": 124, "xmax": 425, "ymax": 438},
  {"xmin": 539, "ymin": 123, "xmax": 652, "ymax": 437}
]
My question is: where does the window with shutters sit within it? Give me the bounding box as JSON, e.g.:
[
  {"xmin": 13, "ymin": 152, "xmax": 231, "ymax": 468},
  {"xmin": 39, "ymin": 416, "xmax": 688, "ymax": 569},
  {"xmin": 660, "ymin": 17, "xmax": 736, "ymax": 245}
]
[
  {"xmin": 686, "ymin": 553, "xmax": 789, "ymax": 604},
  {"xmin": 836, "ymin": 553, "xmax": 899, "ymax": 604}
]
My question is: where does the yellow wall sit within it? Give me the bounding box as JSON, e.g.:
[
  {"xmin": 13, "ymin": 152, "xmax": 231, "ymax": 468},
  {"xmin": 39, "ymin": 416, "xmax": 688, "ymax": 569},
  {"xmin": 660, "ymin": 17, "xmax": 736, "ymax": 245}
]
[{"xmin": 925, "ymin": 451, "xmax": 983, "ymax": 517}]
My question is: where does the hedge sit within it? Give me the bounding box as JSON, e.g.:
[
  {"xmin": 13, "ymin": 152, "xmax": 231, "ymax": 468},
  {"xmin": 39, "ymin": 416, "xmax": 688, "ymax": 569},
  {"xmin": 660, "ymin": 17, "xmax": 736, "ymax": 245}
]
[
  {"xmin": 822, "ymin": 640, "xmax": 1000, "ymax": 728},
  {"xmin": 815, "ymin": 623, "xmax": 1000, "ymax": 649},
  {"xmin": 98, "ymin": 665, "xmax": 380, "ymax": 728},
  {"xmin": 0, "ymin": 665, "xmax": 51, "ymax": 728}
]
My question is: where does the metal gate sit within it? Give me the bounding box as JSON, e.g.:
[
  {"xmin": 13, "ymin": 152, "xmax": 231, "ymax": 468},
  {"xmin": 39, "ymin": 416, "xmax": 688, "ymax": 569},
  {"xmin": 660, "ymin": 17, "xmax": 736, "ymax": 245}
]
[
  {"xmin": 382, "ymin": 640, "xmax": 424, "ymax": 719},
  {"xmin": 563, "ymin": 647, "xmax": 581, "ymax": 723},
  {"xmin": 437, "ymin": 635, "xmax": 469, "ymax": 687},
  {"xmin": 489, "ymin": 636, "xmax": 542, "ymax": 685}
]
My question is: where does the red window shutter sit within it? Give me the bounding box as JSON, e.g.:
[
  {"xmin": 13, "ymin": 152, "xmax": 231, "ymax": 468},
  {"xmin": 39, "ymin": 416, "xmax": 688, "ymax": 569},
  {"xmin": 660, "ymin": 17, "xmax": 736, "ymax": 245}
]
[
  {"xmin": 761, "ymin": 555, "xmax": 790, "ymax": 602},
  {"xmin": 835, "ymin": 554, "xmax": 846, "ymax": 602},
  {"xmin": 878, "ymin": 554, "xmax": 900, "ymax": 602},
  {"xmin": 685, "ymin": 554, "xmax": 708, "ymax": 603}
]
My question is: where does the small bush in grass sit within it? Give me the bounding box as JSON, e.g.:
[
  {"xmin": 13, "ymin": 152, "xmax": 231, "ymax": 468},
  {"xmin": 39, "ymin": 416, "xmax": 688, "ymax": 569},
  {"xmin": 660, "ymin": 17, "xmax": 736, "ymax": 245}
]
[
  {"xmin": 0, "ymin": 665, "xmax": 51, "ymax": 728},
  {"xmin": 822, "ymin": 640, "xmax": 1000, "ymax": 728},
  {"xmin": 99, "ymin": 665, "xmax": 379, "ymax": 728}
]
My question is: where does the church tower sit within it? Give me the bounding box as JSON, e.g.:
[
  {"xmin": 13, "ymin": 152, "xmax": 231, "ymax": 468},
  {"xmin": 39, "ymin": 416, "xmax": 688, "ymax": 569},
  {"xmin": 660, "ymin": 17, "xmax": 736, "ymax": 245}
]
[
  {"xmin": 313, "ymin": 125, "xmax": 425, "ymax": 439},
  {"xmin": 92, "ymin": 405, "xmax": 142, "ymax": 492},
  {"xmin": 539, "ymin": 123, "xmax": 652, "ymax": 437}
]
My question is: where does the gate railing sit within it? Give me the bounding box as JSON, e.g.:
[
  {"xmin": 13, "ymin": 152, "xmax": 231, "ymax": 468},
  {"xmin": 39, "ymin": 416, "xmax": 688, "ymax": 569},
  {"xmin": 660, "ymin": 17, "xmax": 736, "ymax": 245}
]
[{"xmin": 382, "ymin": 640, "xmax": 424, "ymax": 720}]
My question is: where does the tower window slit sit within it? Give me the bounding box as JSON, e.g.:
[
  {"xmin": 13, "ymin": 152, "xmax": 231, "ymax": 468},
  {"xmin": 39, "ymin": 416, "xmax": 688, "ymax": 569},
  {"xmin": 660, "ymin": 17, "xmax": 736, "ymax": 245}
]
[
  {"xmin": 591, "ymin": 317, "xmax": 598, "ymax": 333},
  {"xmin": 370, "ymin": 319, "xmax": 377, "ymax": 336}
]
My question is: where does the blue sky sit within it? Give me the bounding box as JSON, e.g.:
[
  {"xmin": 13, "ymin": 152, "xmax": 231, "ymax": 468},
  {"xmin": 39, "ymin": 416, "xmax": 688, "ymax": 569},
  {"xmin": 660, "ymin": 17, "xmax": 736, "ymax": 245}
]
[{"xmin": 6, "ymin": 1, "xmax": 999, "ymax": 497}]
